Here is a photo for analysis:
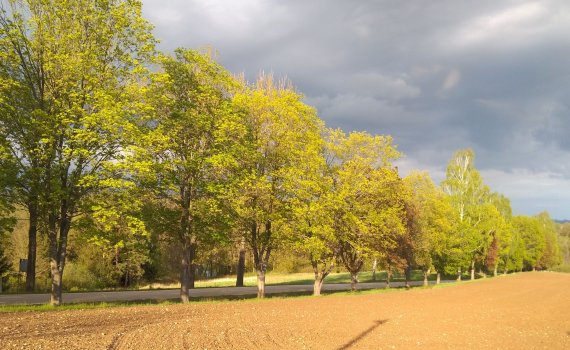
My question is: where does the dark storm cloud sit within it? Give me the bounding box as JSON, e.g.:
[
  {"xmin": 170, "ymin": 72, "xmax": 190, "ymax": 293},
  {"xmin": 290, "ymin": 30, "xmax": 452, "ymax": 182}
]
[{"xmin": 142, "ymin": 0, "xmax": 570, "ymax": 218}]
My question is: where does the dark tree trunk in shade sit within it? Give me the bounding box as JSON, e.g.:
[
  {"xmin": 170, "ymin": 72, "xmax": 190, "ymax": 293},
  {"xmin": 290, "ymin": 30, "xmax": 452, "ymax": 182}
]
[
  {"xmin": 179, "ymin": 240, "xmax": 196, "ymax": 303},
  {"xmin": 371, "ymin": 258, "xmax": 377, "ymax": 281},
  {"xmin": 25, "ymin": 203, "xmax": 38, "ymax": 292},
  {"xmin": 404, "ymin": 266, "xmax": 411, "ymax": 288},
  {"xmin": 236, "ymin": 237, "xmax": 246, "ymax": 287}
]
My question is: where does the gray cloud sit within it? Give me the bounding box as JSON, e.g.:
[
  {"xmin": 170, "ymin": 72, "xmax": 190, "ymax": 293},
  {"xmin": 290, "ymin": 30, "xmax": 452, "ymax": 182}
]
[{"xmin": 143, "ymin": 0, "xmax": 570, "ymax": 218}]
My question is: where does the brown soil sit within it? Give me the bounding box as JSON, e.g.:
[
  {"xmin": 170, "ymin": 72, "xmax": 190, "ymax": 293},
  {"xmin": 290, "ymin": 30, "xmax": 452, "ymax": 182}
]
[{"xmin": 1, "ymin": 272, "xmax": 569, "ymax": 349}]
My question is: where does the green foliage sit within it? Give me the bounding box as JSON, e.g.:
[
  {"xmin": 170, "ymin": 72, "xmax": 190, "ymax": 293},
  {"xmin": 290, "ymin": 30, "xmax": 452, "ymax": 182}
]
[
  {"xmin": 0, "ymin": 0, "xmax": 156, "ymax": 303},
  {"xmin": 442, "ymin": 149, "xmax": 487, "ymax": 272},
  {"xmin": 512, "ymin": 215, "xmax": 545, "ymax": 270},
  {"xmin": 404, "ymin": 171, "xmax": 455, "ymax": 274},
  {"xmin": 0, "ymin": 2, "xmax": 564, "ymax": 298},
  {"xmin": 536, "ymin": 212, "xmax": 561, "ymax": 269},
  {"xmin": 231, "ymin": 74, "xmax": 324, "ymax": 281},
  {"xmin": 324, "ymin": 129, "xmax": 406, "ymax": 282},
  {"xmin": 131, "ymin": 48, "xmax": 245, "ymax": 300},
  {"xmin": 441, "ymin": 149, "xmax": 518, "ymax": 277}
]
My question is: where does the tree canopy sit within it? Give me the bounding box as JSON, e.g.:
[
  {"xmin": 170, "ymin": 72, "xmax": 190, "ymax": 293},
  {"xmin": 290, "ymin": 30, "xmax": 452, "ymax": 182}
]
[{"xmin": 0, "ymin": 0, "xmax": 563, "ymax": 303}]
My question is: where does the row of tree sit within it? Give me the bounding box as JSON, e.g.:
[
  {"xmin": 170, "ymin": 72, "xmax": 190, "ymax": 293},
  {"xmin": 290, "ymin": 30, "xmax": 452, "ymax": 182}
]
[{"xmin": 0, "ymin": 0, "xmax": 563, "ymax": 304}]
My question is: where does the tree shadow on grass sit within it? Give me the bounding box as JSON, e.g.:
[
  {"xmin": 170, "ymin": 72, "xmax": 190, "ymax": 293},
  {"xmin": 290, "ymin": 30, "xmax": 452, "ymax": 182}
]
[{"xmin": 336, "ymin": 319, "xmax": 388, "ymax": 350}]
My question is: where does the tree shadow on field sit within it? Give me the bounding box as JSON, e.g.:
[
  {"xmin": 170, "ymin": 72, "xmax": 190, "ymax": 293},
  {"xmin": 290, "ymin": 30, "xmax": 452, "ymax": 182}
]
[{"xmin": 336, "ymin": 319, "xmax": 388, "ymax": 350}]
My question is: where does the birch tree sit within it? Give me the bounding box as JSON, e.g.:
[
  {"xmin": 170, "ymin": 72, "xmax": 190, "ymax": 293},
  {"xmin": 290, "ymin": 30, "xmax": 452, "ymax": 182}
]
[{"xmin": 442, "ymin": 149, "xmax": 489, "ymax": 280}]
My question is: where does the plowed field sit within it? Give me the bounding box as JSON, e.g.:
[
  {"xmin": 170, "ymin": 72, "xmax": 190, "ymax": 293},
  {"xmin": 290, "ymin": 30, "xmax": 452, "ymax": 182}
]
[{"xmin": 1, "ymin": 272, "xmax": 569, "ymax": 349}]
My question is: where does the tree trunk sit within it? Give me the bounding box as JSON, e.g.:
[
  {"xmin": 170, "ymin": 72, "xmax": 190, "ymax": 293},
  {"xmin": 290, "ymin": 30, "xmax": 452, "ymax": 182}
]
[
  {"xmin": 350, "ymin": 271, "xmax": 358, "ymax": 291},
  {"xmin": 457, "ymin": 268, "xmax": 462, "ymax": 281},
  {"xmin": 311, "ymin": 260, "xmax": 333, "ymax": 296},
  {"xmin": 372, "ymin": 258, "xmax": 377, "ymax": 281},
  {"xmin": 249, "ymin": 221, "xmax": 272, "ymax": 299},
  {"xmin": 180, "ymin": 243, "xmax": 192, "ymax": 303},
  {"xmin": 313, "ymin": 278, "xmax": 324, "ymax": 296},
  {"xmin": 179, "ymin": 182, "xmax": 197, "ymax": 297},
  {"xmin": 49, "ymin": 258, "xmax": 62, "ymax": 305},
  {"xmin": 436, "ymin": 272, "xmax": 441, "ymax": 285},
  {"xmin": 503, "ymin": 268, "xmax": 508, "ymax": 275},
  {"xmin": 256, "ymin": 268, "xmax": 266, "ymax": 298},
  {"xmin": 189, "ymin": 256, "xmax": 196, "ymax": 289},
  {"xmin": 48, "ymin": 221, "xmax": 62, "ymax": 306},
  {"xmin": 48, "ymin": 210, "xmax": 71, "ymax": 306},
  {"xmin": 236, "ymin": 236, "xmax": 246, "ymax": 287},
  {"xmin": 470, "ymin": 261, "xmax": 475, "ymax": 280},
  {"xmin": 179, "ymin": 240, "xmax": 196, "ymax": 303},
  {"xmin": 0, "ymin": 276, "xmax": 3, "ymax": 293},
  {"xmin": 493, "ymin": 265, "xmax": 498, "ymax": 277},
  {"xmin": 386, "ymin": 266, "xmax": 391, "ymax": 288},
  {"xmin": 405, "ymin": 266, "xmax": 411, "ymax": 289},
  {"xmin": 423, "ymin": 269, "xmax": 429, "ymax": 286},
  {"xmin": 25, "ymin": 203, "xmax": 38, "ymax": 292}
]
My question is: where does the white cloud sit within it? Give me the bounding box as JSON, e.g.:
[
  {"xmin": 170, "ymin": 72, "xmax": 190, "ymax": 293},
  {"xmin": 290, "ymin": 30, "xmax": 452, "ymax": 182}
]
[
  {"xmin": 447, "ymin": 1, "xmax": 570, "ymax": 52},
  {"xmin": 452, "ymin": 2, "xmax": 547, "ymax": 46}
]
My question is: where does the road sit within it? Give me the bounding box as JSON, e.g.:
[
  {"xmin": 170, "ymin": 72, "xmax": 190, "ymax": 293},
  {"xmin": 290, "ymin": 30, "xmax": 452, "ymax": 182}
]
[{"xmin": 0, "ymin": 280, "xmax": 452, "ymax": 305}]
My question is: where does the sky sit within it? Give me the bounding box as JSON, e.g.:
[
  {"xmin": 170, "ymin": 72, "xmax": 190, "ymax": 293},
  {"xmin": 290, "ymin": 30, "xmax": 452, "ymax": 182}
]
[{"xmin": 142, "ymin": 0, "xmax": 570, "ymax": 219}]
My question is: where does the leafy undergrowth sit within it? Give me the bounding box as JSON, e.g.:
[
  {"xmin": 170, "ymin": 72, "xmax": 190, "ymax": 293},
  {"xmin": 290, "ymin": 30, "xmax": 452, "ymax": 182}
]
[{"xmin": 552, "ymin": 264, "xmax": 570, "ymax": 273}]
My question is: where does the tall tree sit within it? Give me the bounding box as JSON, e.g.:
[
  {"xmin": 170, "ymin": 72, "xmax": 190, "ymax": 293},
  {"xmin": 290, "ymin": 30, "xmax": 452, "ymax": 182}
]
[
  {"xmin": 536, "ymin": 212, "xmax": 561, "ymax": 270},
  {"xmin": 232, "ymin": 74, "xmax": 323, "ymax": 298},
  {"xmin": 403, "ymin": 171, "xmax": 454, "ymax": 285},
  {"xmin": 442, "ymin": 149, "xmax": 489, "ymax": 280},
  {"xmin": 504, "ymin": 227, "xmax": 525, "ymax": 273},
  {"xmin": 513, "ymin": 216, "xmax": 545, "ymax": 271},
  {"xmin": 137, "ymin": 49, "xmax": 242, "ymax": 303},
  {"xmin": 325, "ymin": 129, "xmax": 405, "ymax": 291},
  {"xmin": 289, "ymin": 135, "xmax": 334, "ymax": 296},
  {"xmin": 0, "ymin": 0, "xmax": 155, "ymax": 305},
  {"xmin": 486, "ymin": 192, "xmax": 513, "ymax": 276},
  {"xmin": 556, "ymin": 223, "xmax": 570, "ymax": 267}
]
